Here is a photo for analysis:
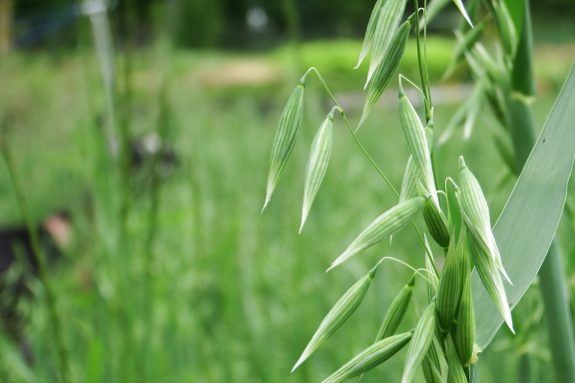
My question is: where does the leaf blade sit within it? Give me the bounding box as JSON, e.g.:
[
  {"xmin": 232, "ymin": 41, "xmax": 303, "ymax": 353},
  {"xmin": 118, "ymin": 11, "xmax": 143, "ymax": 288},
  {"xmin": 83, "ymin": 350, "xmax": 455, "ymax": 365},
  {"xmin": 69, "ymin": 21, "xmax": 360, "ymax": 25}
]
[{"xmin": 474, "ymin": 63, "xmax": 575, "ymax": 349}]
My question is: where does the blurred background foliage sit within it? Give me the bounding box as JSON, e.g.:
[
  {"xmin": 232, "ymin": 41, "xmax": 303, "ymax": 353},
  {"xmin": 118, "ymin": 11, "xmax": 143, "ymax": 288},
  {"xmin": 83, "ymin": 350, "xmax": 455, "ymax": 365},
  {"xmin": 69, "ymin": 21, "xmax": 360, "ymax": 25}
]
[
  {"xmin": 7, "ymin": 0, "xmax": 575, "ymax": 48},
  {"xmin": 0, "ymin": 0, "xmax": 574, "ymax": 382}
]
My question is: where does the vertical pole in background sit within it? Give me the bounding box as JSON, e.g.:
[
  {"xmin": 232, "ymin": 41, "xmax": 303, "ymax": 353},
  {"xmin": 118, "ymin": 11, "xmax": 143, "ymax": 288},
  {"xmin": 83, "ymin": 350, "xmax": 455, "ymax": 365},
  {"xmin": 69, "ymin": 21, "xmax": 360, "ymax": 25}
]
[
  {"xmin": 0, "ymin": 0, "xmax": 13, "ymax": 53},
  {"xmin": 282, "ymin": 0, "xmax": 302, "ymax": 76}
]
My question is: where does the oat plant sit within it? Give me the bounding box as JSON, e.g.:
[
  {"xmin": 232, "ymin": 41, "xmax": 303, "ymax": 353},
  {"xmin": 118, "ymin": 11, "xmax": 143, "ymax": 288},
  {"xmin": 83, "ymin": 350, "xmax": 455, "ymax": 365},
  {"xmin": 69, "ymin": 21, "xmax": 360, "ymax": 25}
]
[{"xmin": 263, "ymin": 0, "xmax": 575, "ymax": 382}]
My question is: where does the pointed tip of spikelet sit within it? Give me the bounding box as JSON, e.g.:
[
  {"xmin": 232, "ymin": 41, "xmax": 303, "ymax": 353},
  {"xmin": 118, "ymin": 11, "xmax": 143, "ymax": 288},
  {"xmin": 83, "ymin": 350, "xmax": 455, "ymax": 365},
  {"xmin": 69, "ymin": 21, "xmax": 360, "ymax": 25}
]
[{"xmin": 459, "ymin": 156, "xmax": 467, "ymax": 171}]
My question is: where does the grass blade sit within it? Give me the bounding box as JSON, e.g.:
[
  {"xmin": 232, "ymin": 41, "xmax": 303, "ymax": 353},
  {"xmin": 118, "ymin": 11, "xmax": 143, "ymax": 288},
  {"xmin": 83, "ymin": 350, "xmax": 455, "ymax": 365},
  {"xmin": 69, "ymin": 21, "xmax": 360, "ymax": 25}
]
[{"xmin": 473, "ymin": 63, "xmax": 575, "ymax": 349}]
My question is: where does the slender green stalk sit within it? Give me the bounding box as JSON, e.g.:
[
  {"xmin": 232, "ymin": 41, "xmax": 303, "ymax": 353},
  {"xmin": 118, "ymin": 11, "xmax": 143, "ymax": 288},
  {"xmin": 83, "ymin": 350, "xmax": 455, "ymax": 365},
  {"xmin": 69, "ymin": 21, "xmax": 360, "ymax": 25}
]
[
  {"xmin": 0, "ymin": 140, "xmax": 70, "ymax": 383},
  {"xmin": 538, "ymin": 242, "xmax": 575, "ymax": 382},
  {"xmin": 117, "ymin": 1, "xmax": 142, "ymax": 380},
  {"xmin": 506, "ymin": 2, "xmax": 575, "ymax": 382},
  {"xmin": 118, "ymin": 0, "xmax": 135, "ymax": 232},
  {"xmin": 305, "ymin": 68, "xmax": 398, "ymax": 196}
]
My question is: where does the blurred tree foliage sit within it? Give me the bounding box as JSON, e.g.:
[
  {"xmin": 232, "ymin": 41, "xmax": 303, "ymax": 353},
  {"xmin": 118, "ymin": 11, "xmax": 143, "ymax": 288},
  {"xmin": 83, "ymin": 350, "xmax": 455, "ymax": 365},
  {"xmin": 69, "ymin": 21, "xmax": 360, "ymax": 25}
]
[
  {"xmin": 8, "ymin": 0, "xmax": 575, "ymax": 50},
  {"xmin": 168, "ymin": 0, "xmax": 224, "ymax": 48}
]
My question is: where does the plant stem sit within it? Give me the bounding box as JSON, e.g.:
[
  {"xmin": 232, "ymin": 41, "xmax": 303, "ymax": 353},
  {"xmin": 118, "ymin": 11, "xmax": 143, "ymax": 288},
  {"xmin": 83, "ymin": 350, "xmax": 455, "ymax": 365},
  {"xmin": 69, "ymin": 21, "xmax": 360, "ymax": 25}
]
[
  {"xmin": 538, "ymin": 241, "xmax": 575, "ymax": 383},
  {"xmin": 507, "ymin": 2, "xmax": 575, "ymax": 382}
]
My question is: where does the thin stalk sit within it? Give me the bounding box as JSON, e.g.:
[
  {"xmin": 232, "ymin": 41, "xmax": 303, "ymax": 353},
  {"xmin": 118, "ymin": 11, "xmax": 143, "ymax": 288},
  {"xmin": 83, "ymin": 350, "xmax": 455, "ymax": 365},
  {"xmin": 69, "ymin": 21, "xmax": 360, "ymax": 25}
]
[
  {"xmin": 140, "ymin": 81, "xmax": 171, "ymax": 380},
  {"xmin": 507, "ymin": 2, "xmax": 575, "ymax": 382},
  {"xmin": 306, "ymin": 68, "xmax": 398, "ymax": 195},
  {"xmin": 118, "ymin": 0, "xmax": 134, "ymax": 232},
  {"xmin": 518, "ymin": 353, "xmax": 534, "ymax": 383},
  {"xmin": 117, "ymin": 1, "xmax": 141, "ymax": 380},
  {"xmin": 0, "ymin": 141, "xmax": 70, "ymax": 383},
  {"xmin": 538, "ymin": 242, "xmax": 575, "ymax": 383}
]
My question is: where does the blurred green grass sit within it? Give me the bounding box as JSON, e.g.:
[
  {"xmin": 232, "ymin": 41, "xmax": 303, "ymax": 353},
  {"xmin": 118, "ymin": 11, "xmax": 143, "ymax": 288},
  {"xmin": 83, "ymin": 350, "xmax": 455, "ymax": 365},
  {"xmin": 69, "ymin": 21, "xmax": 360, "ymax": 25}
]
[{"xmin": 0, "ymin": 36, "xmax": 573, "ymax": 382}]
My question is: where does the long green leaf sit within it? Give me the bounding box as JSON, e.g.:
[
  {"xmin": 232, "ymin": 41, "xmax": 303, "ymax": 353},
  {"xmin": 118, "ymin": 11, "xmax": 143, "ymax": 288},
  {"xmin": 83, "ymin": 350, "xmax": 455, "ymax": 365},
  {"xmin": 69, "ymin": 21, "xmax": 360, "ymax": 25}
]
[{"xmin": 473, "ymin": 62, "xmax": 575, "ymax": 349}]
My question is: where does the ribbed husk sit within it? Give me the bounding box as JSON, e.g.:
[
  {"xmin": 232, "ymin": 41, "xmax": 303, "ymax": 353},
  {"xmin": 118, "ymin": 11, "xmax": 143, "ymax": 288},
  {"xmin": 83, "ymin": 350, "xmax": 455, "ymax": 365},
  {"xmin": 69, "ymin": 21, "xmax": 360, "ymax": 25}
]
[
  {"xmin": 375, "ymin": 274, "xmax": 415, "ymax": 341},
  {"xmin": 446, "ymin": 334, "xmax": 468, "ymax": 383},
  {"xmin": 321, "ymin": 332, "xmax": 413, "ymax": 383},
  {"xmin": 401, "ymin": 302, "xmax": 437, "ymax": 383},
  {"xmin": 358, "ymin": 13, "xmax": 414, "ymax": 128},
  {"xmin": 329, "ymin": 195, "xmax": 428, "ymax": 271},
  {"xmin": 454, "ymin": 265, "xmax": 475, "ymax": 367},
  {"xmin": 436, "ymin": 226, "xmax": 469, "ymax": 333},
  {"xmin": 422, "ymin": 198, "xmax": 451, "ymax": 248},
  {"xmin": 422, "ymin": 341, "xmax": 444, "ymax": 383},
  {"xmin": 263, "ymin": 75, "xmax": 307, "ymax": 209},
  {"xmin": 300, "ymin": 108, "xmax": 335, "ymax": 232},
  {"xmin": 292, "ymin": 262, "xmax": 382, "ymax": 371},
  {"xmin": 469, "ymin": 235, "xmax": 514, "ymax": 332}
]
